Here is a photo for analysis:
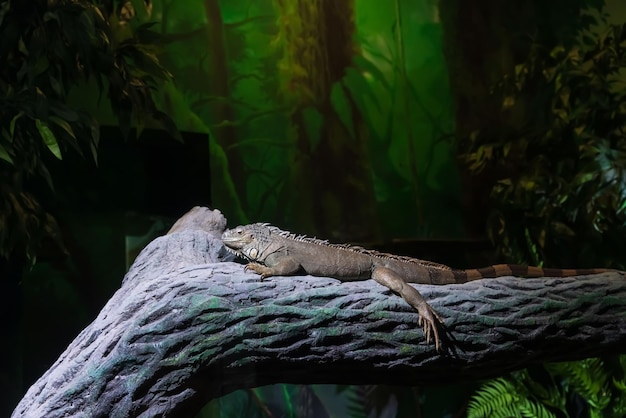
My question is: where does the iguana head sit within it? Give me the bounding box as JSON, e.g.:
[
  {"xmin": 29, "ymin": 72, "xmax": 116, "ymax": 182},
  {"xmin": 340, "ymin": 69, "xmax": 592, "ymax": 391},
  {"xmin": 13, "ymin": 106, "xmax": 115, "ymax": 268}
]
[{"xmin": 221, "ymin": 223, "xmax": 273, "ymax": 261}]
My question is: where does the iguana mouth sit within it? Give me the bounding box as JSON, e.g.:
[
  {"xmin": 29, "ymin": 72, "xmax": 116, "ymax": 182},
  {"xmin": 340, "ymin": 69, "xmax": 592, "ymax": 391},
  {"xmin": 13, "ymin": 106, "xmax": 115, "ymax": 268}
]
[
  {"xmin": 222, "ymin": 245, "xmax": 238, "ymax": 255},
  {"xmin": 221, "ymin": 236, "xmax": 240, "ymax": 245},
  {"xmin": 221, "ymin": 230, "xmax": 247, "ymax": 249}
]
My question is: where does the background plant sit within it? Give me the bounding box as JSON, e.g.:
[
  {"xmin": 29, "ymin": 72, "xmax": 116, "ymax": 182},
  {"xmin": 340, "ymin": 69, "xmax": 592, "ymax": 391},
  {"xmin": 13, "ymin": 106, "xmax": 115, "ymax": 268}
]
[
  {"xmin": 0, "ymin": 0, "xmax": 177, "ymax": 266},
  {"xmin": 460, "ymin": 19, "xmax": 626, "ymax": 268},
  {"xmin": 469, "ymin": 358, "xmax": 626, "ymax": 418}
]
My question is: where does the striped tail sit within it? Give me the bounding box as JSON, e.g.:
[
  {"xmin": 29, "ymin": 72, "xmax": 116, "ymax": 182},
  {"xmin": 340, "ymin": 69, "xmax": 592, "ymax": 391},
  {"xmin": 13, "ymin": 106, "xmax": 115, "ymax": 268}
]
[{"xmin": 455, "ymin": 264, "xmax": 610, "ymax": 282}]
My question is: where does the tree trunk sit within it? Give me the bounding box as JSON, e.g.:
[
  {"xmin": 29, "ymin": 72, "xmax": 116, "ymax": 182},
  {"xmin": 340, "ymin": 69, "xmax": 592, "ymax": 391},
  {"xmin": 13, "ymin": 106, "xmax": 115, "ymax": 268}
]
[
  {"xmin": 203, "ymin": 0, "xmax": 248, "ymax": 209},
  {"xmin": 276, "ymin": 0, "xmax": 380, "ymax": 241},
  {"xmin": 12, "ymin": 207, "xmax": 626, "ymax": 417}
]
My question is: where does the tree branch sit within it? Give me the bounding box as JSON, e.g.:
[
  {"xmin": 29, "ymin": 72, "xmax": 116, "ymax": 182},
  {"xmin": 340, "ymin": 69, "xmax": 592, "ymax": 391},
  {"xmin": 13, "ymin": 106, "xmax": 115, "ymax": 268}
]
[{"xmin": 12, "ymin": 207, "xmax": 626, "ymax": 417}]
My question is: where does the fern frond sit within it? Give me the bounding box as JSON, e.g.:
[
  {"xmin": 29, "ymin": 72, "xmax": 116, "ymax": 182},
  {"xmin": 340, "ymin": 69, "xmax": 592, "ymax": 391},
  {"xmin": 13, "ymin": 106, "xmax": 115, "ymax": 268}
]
[
  {"xmin": 546, "ymin": 358, "xmax": 609, "ymax": 400},
  {"xmin": 519, "ymin": 370, "xmax": 566, "ymax": 413},
  {"xmin": 613, "ymin": 377, "xmax": 626, "ymax": 393},
  {"xmin": 610, "ymin": 372, "xmax": 626, "ymax": 418},
  {"xmin": 546, "ymin": 358, "xmax": 611, "ymax": 412},
  {"xmin": 468, "ymin": 378, "xmax": 521, "ymax": 418},
  {"xmin": 518, "ymin": 398, "xmax": 557, "ymax": 418}
]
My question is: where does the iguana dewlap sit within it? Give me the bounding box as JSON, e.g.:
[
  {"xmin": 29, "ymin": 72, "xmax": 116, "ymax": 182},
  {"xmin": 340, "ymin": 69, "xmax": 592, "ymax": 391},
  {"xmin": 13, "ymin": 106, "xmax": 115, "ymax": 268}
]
[{"xmin": 221, "ymin": 223, "xmax": 610, "ymax": 350}]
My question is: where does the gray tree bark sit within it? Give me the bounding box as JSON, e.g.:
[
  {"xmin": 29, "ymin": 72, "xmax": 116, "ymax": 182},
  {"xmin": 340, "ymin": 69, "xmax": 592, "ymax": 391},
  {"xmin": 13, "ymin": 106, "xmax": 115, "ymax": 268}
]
[{"xmin": 12, "ymin": 207, "xmax": 626, "ymax": 417}]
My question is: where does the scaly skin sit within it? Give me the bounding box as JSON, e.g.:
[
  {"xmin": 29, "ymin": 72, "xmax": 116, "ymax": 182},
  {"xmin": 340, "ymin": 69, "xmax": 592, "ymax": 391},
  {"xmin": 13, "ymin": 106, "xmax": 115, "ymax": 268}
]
[{"xmin": 221, "ymin": 223, "xmax": 611, "ymax": 350}]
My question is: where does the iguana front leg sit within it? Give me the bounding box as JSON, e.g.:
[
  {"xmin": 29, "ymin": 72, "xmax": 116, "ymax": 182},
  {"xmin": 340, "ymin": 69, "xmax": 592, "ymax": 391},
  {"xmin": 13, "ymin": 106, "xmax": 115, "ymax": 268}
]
[
  {"xmin": 372, "ymin": 266, "xmax": 444, "ymax": 350},
  {"xmin": 244, "ymin": 257, "xmax": 301, "ymax": 280}
]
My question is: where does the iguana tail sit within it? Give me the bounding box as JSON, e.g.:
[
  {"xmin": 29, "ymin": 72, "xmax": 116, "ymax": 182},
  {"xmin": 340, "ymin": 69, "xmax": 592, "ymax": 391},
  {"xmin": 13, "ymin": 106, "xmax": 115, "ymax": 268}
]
[{"xmin": 455, "ymin": 264, "xmax": 610, "ymax": 283}]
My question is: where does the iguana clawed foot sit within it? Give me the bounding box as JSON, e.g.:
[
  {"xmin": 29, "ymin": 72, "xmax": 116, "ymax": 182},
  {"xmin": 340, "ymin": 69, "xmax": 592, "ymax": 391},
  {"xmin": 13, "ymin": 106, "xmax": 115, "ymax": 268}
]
[
  {"xmin": 244, "ymin": 262, "xmax": 272, "ymax": 280},
  {"xmin": 370, "ymin": 266, "xmax": 445, "ymax": 350},
  {"xmin": 417, "ymin": 304, "xmax": 444, "ymax": 351}
]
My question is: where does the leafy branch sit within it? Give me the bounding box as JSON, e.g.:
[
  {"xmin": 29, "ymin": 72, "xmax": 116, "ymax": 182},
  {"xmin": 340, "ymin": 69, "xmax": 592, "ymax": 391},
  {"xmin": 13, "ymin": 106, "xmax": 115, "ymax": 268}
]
[
  {"xmin": 459, "ymin": 21, "xmax": 626, "ymax": 268},
  {"xmin": 0, "ymin": 0, "xmax": 178, "ymax": 265}
]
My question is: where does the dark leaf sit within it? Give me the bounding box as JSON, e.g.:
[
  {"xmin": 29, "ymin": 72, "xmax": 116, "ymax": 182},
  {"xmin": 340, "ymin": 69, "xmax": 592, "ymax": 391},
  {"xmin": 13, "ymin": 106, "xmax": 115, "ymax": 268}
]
[
  {"xmin": 330, "ymin": 82, "xmax": 354, "ymax": 139},
  {"xmin": 152, "ymin": 110, "xmax": 182, "ymax": 142},
  {"xmin": 37, "ymin": 162, "xmax": 55, "ymax": 192},
  {"xmin": 343, "ymin": 67, "xmax": 382, "ymax": 114},
  {"xmin": 135, "ymin": 22, "xmax": 162, "ymax": 45},
  {"xmin": 49, "ymin": 75, "xmax": 64, "ymax": 97},
  {"xmin": 0, "ymin": 142, "xmax": 13, "ymax": 164},
  {"xmin": 551, "ymin": 221, "xmax": 575, "ymax": 237},
  {"xmin": 353, "ymin": 55, "xmax": 391, "ymax": 92},
  {"xmin": 49, "ymin": 115, "xmax": 76, "ymax": 139},
  {"xmin": 9, "ymin": 111, "xmax": 23, "ymax": 140},
  {"xmin": 50, "ymin": 105, "xmax": 79, "ymax": 122},
  {"xmin": 36, "ymin": 119, "xmax": 61, "ymax": 159},
  {"xmin": 0, "ymin": 1, "xmax": 9, "ymax": 28},
  {"xmin": 90, "ymin": 117, "xmax": 100, "ymax": 164}
]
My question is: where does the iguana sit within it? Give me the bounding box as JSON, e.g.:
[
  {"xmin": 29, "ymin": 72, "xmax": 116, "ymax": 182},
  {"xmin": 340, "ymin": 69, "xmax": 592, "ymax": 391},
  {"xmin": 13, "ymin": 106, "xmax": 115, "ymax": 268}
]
[{"xmin": 221, "ymin": 223, "xmax": 611, "ymax": 350}]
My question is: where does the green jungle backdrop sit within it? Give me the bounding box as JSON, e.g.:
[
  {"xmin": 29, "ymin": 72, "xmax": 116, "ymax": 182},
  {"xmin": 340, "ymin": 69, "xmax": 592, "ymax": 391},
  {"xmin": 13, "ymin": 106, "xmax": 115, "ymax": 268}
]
[{"xmin": 75, "ymin": 0, "xmax": 463, "ymax": 242}]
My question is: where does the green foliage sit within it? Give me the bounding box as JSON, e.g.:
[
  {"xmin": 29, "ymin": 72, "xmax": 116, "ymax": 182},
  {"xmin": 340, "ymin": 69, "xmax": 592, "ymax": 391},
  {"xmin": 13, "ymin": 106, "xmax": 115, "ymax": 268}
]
[
  {"xmin": 545, "ymin": 358, "xmax": 610, "ymax": 411},
  {"xmin": 343, "ymin": 385, "xmax": 374, "ymax": 418},
  {"xmin": 334, "ymin": 6, "xmax": 461, "ymax": 237},
  {"xmin": 468, "ymin": 373, "xmax": 560, "ymax": 418},
  {"xmin": 342, "ymin": 384, "xmax": 463, "ymax": 418},
  {"xmin": 0, "ymin": 0, "xmax": 176, "ymax": 265},
  {"xmin": 200, "ymin": 385, "xmax": 333, "ymax": 418},
  {"xmin": 469, "ymin": 358, "xmax": 626, "ymax": 418},
  {"xmin": 460, "ymin": 18, "xmax": 626, "ymax": 268}
]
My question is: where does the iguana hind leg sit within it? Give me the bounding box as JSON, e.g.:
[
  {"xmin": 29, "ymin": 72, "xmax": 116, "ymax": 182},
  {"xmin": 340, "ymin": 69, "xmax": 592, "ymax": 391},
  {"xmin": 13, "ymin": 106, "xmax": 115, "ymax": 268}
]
[{"xmin": 372, "ymin": 266, "xmax": 443, "ymax": 350}]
